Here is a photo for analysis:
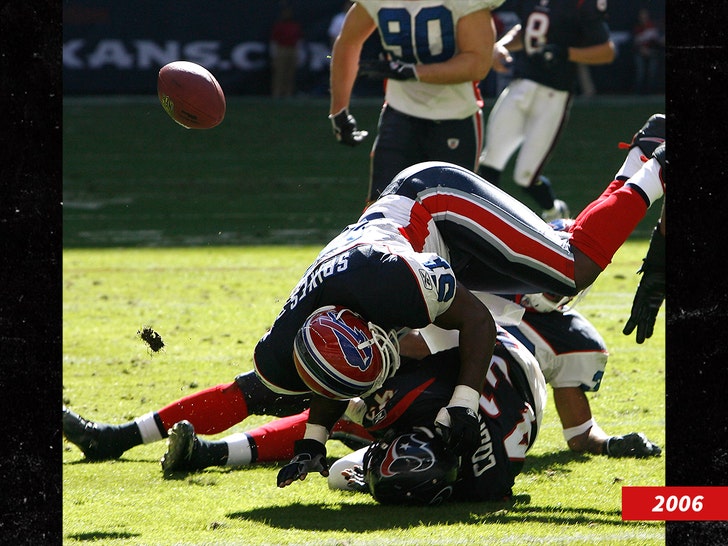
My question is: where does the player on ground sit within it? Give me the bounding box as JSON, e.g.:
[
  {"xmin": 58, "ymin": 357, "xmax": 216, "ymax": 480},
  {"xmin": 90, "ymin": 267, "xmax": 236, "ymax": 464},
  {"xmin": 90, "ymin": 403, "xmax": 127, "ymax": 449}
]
[
  {"xmin": 161, "ymin": 326, "xmax": 547, "ymax": 505},
  {"xmin": 329, "ymin": 0, "xmax": 504, "ymax": 204},
  {"xmin": 64, "ymin": 115, "xmax": 665, "ymax": 490},
  {"xmin": 478, "ymin": 0, "xmax": 615, "ymax": 220}
]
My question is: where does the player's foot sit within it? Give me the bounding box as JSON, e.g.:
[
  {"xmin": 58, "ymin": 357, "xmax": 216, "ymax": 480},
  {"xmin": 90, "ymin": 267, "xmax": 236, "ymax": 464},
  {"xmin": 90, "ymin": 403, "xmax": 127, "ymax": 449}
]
[
  {"xmin": 541, "ymin": 199, "xmax": 570, "ymax": 222},
  {"xmin": 161, "ymin": 420, "xmax": 203, "ymax": 475},
  {"xmin": 62, "ymin": 407, "xmax": 125, "ymax": 460},
  {"xmin": 620, "ymin": 113, "xmax": 665, "ymax": 157}
]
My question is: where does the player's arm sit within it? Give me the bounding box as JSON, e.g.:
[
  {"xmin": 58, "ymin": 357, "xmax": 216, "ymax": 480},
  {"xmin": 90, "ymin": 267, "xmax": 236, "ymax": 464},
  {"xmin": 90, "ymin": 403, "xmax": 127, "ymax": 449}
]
[
  {"xmin": 329, "ymin": 3, "xmax": 376, "ymax": 115},
  {"xmin": 566, "ymin": 40, "xmax": 615, "ymax": 66},
  {"xmin": 414, "ymin": 9, "xmax": 496, "ymax": 84},
  {"xmin": 491, "ymin": 23, "xmax": 523, "ymax": 73},
  {"xmin": 553, "ymin": 387, "xmax": 661, "ymax": 458},
  {"xmin": 430, "ymin": 284, "xmax": 496, "ymax": 455},
  {"xmin": 276, "ymin": 396, "xmax": 349, "ymax": 488}
]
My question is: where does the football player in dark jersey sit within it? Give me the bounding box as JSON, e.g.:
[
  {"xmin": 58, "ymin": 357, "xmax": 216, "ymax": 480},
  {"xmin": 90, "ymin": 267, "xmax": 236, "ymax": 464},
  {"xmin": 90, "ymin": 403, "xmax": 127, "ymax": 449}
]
[
  {"xmin": 158, "ymin": 326, "xmax": 546, "ymax": 505},
  {"xmin": 478, "ymin": 0, "xmax": 616, "ymax": 220}
]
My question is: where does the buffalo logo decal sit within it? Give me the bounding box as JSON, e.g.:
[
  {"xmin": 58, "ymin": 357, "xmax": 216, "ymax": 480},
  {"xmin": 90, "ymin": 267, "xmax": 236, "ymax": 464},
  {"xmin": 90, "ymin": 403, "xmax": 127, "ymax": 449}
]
[{"xmin": 317, "ymin": 310, "xmax": 374, "ymax": 371}]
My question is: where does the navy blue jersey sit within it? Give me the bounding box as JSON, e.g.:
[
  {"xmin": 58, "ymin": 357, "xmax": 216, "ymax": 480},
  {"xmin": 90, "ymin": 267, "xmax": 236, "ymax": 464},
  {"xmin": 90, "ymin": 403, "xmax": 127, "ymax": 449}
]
[
  {"xmin": 512, "ymin": 0, "xmax": 610, "ymax": 91},
  {"xmin": 361, "ymin": 332, "xmax": 543, "ymax": 501},
  {"xmin": 254, "ymin": 223, "xmax": 457, "ymax": 394}
]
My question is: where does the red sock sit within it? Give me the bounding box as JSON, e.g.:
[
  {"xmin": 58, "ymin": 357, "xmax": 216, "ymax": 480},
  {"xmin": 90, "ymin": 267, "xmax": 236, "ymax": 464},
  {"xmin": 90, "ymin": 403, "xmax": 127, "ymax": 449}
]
[
  {"xmin": 157, "ymin": 382, "xmax": 248, "ymax": 435},
  {"xmin": 572, "ymin": 179, "xmax": 625, "ymax": 220},
  {"xmin": 248, "ymin": 410, "xmax": 310, "ymax": 462},
  {"xmin": 569, "ymin": 185, "xmax": 648, "ymax": 269}
]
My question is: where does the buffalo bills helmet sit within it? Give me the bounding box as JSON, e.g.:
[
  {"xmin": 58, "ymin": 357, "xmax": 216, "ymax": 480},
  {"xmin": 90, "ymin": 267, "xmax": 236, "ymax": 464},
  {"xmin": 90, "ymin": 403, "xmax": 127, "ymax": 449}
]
[
  {"xmin": 293, "ymin": 305, "xmax": 400, "ymax": 400},
  {"xmin": 364, "ymin": 427, "xmax": 459, "ymax": 505}
]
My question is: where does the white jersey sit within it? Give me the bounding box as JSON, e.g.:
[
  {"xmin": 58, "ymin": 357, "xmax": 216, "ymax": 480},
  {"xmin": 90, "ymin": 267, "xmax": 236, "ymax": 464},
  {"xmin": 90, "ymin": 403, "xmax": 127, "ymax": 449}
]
[{"xmin": 357, "ymin": 0, "xmax": 505, "ymax": 120}]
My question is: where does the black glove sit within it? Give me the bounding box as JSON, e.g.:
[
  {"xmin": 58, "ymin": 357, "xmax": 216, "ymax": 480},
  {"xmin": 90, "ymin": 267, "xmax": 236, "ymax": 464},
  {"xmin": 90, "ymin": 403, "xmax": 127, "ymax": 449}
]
[
  {"xmin": 623, "ymin": 225, "xmax": 665, "ymax": 343},
  {"xmin": 434, "ymin": 406, "xmax": 480, "ymax": 456},
  {"xmin": 358, "ymin": 59, "xmax": 418, "ymax": 81},
  {"xmin": 329, "ymin": 108, "xmax": 368, "ymax": 147},
  {"xmin": 604, "ymin": 432, "xmax": 662, "ymax": 458},
  {"xmin": 276, "ymin": 439, "xmax": 329, "ymax": 487},
  {"xmin": 531, "ymin": 44, "xmax": 568, "ymax": 70}
]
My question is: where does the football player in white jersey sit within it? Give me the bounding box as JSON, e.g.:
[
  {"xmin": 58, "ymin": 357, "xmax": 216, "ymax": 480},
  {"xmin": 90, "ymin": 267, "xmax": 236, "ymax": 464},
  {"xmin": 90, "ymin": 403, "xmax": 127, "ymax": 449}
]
[
  {"xmin": 478, "ymin": 0, "xmax": 616, "ymax": 220},
  {"xmin": 328, "ymin": 0, "xmax": 506, "ymax": 204}
]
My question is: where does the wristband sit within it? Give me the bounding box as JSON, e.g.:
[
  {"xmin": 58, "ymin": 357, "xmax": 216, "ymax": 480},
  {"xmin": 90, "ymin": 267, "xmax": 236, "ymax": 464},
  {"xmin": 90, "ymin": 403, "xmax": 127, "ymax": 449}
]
[
  {"xmin": 447, "ymin": 385, "xmax": 480, "ymax": 412},
  {"xmin": 303, "ymin": 423, "xmax": 329, "ymax": 445},
  {"xmin": 562, "ymin": 418, "xmax": 596, "ymax": 441}
]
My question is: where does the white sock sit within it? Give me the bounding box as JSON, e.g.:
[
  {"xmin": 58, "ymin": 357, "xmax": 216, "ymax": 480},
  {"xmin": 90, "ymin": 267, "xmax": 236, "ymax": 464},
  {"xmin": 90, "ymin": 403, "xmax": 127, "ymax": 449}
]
[
  {"xmin": 615, "ymin": 147, "xmax": 646, "ymax": 181},
  {"xmin": 224, "ymin": 433, "xmax": 254, "ymax": 467},
  {"xmin": 626, "ymin": 156, "xmax": 663, "ymax": 207},
  {"xmin": 135, "ymin": 412, "xmax": 164, "ymax": 444}
]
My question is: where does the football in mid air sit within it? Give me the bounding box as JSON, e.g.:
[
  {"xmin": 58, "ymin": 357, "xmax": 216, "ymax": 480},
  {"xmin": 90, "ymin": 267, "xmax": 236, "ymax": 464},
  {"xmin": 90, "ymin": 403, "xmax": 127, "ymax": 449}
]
[{"xmin": 157, "ymin": 61, "xmax": 226, "ymax": 129}]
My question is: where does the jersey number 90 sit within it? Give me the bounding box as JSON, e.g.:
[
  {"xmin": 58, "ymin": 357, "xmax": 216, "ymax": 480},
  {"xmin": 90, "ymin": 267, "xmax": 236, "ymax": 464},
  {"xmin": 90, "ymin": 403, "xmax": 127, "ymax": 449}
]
[{"xmin": 376, "ymin": 6, "xmax": 456, "ymax": 63}]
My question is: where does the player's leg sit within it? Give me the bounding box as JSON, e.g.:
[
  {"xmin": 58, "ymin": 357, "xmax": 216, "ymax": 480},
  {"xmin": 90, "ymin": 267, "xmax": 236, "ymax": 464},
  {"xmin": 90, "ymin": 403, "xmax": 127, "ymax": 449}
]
[
  {"xmin": 367, "ymin": 105, "xmax": 421, "ymax": 204},
  {"xmin": 511, "ymin": 86, "xmax": 572, "ymax": 220},
  {"xmin": 477, "ymin": 80, "xmax": 529, "ymax": 187},
  {"xmin": 424, "ymin": 110, "xmax": 484, "ymax": 174},
  {"xmin": 63, "ymin": 371, "xmax": 310, "ymax": 460},
  {"xmin": 388, "ymin": 148, "xmax": 664, "ymax": 294},
  {"xmin": 161, "ymin": 409, "xmax": 373, "ymax": 473},
  {"xmin": 161, "ymin": 412, "xmax": 310, "ymax": 474},
  {"xmin": 568, "ymin": 145, "xmax": 664, "ymax": 284}
]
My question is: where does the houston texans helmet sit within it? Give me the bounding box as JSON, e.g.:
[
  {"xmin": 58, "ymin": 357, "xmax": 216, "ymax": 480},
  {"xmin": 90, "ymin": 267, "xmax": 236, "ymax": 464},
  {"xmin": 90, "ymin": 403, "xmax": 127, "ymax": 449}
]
[
  {"xmin": 364, "ymin": 427, "xmax": 459, "ymax": 505},
  {"xmin": 293, "ymin": 305, "xmax": 400, "ymax": 400}
]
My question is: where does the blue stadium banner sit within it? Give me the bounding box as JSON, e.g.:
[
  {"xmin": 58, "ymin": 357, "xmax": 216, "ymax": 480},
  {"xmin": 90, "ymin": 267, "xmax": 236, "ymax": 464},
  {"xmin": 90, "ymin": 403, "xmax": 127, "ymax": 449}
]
[{"xmin": 63, "ymin": 0, "xmax": 346, "ymax": 95}]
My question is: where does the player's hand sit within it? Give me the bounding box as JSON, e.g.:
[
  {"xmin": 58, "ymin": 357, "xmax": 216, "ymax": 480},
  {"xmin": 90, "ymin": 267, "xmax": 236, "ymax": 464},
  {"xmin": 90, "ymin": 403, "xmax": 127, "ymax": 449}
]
[
  {"xmin": 604, "ymin": 432, "xmax": 662, "ymax": 458},
  {"xmin": 358, "ymin": 59, "xmax": 419, "ymax": 81},
  {"xmin": 277, "ymin": 439, "xmax": 329, "ymax": 488},
  {"xmin": 622, "ymin": 270, "xmax": 665, "ymax": 343},
  {"xmin": 329, "ymin": 108, "xmax": 368, "ymax": 146},
  {"xmin": 492, "ymin": 43, "xmax": 513, "ymax": 73},
  {"xmin": 532, "ymin": 44, "xmax": 568, "ymax": 69},
  {"xmin": 340, "ymin": 465, "xmax": 368, "ymax": 492},
  {"xmin": 623, "ymin": 225, "xmax": 665, "ymax": 344},
  {"xmin": 434, "ymin": 406, "xmax": 480, "ymax": 456}
]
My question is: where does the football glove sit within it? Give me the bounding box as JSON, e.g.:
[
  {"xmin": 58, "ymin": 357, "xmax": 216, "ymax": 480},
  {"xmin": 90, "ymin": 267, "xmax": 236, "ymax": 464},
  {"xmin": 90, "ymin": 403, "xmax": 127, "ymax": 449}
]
[
  {"xmin": 329, "ymin": 108, "xmax": 368, "ymax": 147},
  {"xmin": 340, "ymin": 464, "xmax": 368, "ymax": 492},
  {"xmin": 434, "ymin": 406, "xmax": 480, "ymax": 456},
  {"xmin": 623, "ymin": 225, "xmax": 665, "ymax": 343},
  {"xmin": 531, "ymin": 44, "xmax": 568, "ymax": 70},
  {"xmin": 276, "ymin": 439, "xmax": 329, "ymax": 487},
  {"xmin": 604, "ymin": 432, "xmax": 662, "ymax": 458},
  {"xmin": 358, "ymin": 59, "xmax": 419, "ymax": 81}
]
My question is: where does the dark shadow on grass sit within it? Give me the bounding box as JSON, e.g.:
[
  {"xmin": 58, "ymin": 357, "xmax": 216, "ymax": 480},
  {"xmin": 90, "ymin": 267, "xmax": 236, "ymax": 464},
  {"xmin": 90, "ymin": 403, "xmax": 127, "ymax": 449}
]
[
  {"xmin": 66, "ymin": 531, "xmax": 140, "ymax": 541},
  {"xmin": 227, "ymin": 496, "xmax": 661, "ymax": 531},
  {"xmin": 521, "ymin": 449, "xmax": 592, "ymax": 474}
]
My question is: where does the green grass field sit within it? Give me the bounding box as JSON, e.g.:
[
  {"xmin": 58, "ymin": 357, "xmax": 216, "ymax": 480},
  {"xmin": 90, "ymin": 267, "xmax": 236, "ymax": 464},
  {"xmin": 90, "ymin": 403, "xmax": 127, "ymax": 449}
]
[{"xmin": 63, "ymin": 96, "xmax": 666, "ymax": 545}]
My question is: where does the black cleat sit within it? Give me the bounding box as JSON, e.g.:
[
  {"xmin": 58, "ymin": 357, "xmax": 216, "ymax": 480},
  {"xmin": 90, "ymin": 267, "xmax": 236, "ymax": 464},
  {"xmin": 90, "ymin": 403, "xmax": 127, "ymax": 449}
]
[
  {"xmin": 620, "ymin": 113, "xmax": 665, "ymax": 157},
  {"xmin": 62, "ymin": 407, "xmax": 125, "ymax": 460},
  {"xmin": 161, "ymin": 420, "xmax": 200, "ymax": 475}
]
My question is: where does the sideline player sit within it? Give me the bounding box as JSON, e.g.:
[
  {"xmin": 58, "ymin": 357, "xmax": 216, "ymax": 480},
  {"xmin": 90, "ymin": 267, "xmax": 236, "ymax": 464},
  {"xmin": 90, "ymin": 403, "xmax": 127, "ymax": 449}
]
[
  {"xmin": 478, "ymin": 0, "xmax": 615, "ymax": 220},
  {"xmin": 328, "ymin": 0, "xmax": 504, "ymax": 204}
]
